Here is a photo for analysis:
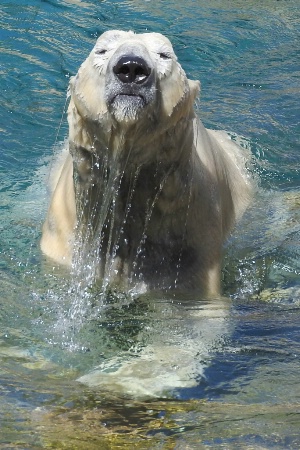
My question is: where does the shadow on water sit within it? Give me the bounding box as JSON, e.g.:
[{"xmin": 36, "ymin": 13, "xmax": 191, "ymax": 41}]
[{"xmin": 1, "ymin": 0, "xmax": 300, "ymax": 448}]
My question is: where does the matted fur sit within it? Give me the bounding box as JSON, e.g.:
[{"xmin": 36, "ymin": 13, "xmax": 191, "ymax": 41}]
[{"xmin": 41, "ymin": 30, "xmax": 252, "ymax": 296}]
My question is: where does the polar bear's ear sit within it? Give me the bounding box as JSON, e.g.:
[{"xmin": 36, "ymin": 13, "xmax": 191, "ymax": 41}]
[
  {"xmin": 68, "ymin": 75, "xmax": 76, "ymax": 94},
  {"xmin": 188, "ymin": 79, "xmax": 200, "ymax": 102},
  {"xmin": 160, "ymin": 64, "xmax": 189, "ymax": 118},
  {"xmin": 160, "ymin": 64, "xmax": 201, "ymax": 119},
  {"xmin": 67, "ymin": 76, "xmax": 75, "ymax": 99}
]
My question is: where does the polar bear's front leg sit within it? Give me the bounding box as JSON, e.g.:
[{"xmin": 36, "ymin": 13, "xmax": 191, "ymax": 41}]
[{"xmin": 40, "ymin": 153, "xmax": 75, "ymax": 265}]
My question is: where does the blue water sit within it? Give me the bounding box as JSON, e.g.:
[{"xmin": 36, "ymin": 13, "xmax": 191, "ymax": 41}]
[{"xmin": 0, "ymin": 0, "xmax": 300, "ymax": 448}]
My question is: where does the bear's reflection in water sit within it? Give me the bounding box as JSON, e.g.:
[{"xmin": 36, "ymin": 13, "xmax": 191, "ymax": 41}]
[{"xmin": 76, "ymin": 293, "xmax": 231, "ymax": 399}]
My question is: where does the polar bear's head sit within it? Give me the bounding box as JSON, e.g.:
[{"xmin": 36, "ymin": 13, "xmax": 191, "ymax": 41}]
[{"xmin": 68, "ymin": 30, "xmax": 200, "ymax": 130}]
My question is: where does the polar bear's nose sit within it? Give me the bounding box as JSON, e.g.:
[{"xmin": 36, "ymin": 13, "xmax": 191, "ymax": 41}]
[{"xmin": 113, "ymin": 56, "xmax": 151, "ymax": 84}]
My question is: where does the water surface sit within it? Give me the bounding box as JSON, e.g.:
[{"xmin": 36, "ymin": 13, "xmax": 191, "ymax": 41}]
[{"xmin": 0, "ymin": 0, "xmax": 299, "ymax": 448}]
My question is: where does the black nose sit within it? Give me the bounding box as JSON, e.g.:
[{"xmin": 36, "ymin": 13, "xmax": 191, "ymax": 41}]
[{"xmin": 113, "ymin": 56, "xmax": 151, "ymax": 84}]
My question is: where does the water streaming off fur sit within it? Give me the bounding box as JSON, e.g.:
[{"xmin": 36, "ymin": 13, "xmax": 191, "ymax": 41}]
[
  {"xmin": 61, "ymin": 138, "xmax": 194, "ymax": 345},
  {"xmin": 67, "ymin": 160, "xmax": 141, "ymax": 335}
]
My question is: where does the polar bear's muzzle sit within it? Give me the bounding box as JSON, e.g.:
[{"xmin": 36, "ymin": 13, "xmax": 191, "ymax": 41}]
[{"xmin": 105, "ymin": 49, "xmax": 156, "ymax": 123}]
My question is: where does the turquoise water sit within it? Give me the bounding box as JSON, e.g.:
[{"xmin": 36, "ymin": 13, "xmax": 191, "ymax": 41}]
[{"xmin": 0, "ymin": 0, "xmax": 300, "ymax": 448}]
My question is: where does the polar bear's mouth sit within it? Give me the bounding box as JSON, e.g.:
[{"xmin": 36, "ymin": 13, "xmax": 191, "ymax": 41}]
[
  {"xmin": 113, "ymin": 93, "xmax": 145, "ymax": 104},
  {"xmin": 110, "ymin": 93, "xmax": 147, "ymax": 122},
  {"xmin": 114, "ymin": 93, "xmax": 144, "ymax": 100}
]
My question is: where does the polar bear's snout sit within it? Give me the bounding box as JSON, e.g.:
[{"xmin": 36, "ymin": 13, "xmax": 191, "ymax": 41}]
[
  {"xmin": 105, "ymin": 44, "xmax": 157, "ymax": 123},
  {"xmin": 113, "ymin": 55, "xmax": 152, "ymax": 85}
]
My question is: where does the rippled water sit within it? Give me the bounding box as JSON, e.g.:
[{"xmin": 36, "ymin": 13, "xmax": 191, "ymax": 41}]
[{"xmin": 0, "ymin": 0, "xmax": 300, "ymax": 448}]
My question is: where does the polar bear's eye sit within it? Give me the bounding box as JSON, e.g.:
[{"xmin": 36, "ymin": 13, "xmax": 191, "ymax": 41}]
[
  {"xmin": 159, "ymin": 52, "xmax": 171, "ymax": 60},
  {"xmin": 95, "ymin": 49, "xmax": 107, "ymax": 55}
]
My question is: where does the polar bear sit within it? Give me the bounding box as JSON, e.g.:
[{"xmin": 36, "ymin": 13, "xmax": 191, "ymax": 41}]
[{"xmin": 41, "ymin": 30, "xmax": 251, "ymax": 296}]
